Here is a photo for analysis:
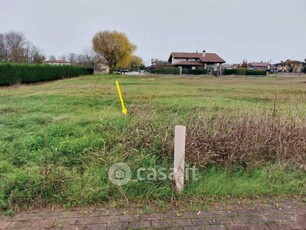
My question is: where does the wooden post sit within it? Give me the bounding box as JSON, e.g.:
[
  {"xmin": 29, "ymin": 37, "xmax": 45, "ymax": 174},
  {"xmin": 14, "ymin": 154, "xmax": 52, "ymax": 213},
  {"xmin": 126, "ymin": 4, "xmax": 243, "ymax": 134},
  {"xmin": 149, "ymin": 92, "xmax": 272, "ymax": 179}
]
[{"xmin": 174, "ymin": 125, "xmax": 186, "ymax": 192}]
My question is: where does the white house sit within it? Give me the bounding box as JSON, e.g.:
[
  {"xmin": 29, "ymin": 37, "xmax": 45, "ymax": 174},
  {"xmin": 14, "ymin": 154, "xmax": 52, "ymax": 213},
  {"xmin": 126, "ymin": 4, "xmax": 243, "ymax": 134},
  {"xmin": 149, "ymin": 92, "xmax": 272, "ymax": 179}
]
[
  {"xmin": 44, "ymin": 60, "xmax": 71, "ymax": 66},
  {"xmin": 94, "ymin": 63, "xmax": 110, "ymax": 74}
]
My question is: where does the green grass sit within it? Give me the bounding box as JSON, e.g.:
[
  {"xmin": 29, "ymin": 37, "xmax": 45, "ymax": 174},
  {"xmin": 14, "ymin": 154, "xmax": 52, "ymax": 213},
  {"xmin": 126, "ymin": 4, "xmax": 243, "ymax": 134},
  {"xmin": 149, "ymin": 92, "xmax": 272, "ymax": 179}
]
[{"xmin": 0, "ymin": 74, "xmax": 305, "ymax": 210}]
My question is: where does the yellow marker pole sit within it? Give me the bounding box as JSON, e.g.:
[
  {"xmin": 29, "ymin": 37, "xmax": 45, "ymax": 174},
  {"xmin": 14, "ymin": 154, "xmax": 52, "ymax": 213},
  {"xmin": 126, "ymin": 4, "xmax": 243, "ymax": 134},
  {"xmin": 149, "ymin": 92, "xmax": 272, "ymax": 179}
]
[{"xmin": 116, "ymin": 80, "xmax": 127, "ymax": 115}]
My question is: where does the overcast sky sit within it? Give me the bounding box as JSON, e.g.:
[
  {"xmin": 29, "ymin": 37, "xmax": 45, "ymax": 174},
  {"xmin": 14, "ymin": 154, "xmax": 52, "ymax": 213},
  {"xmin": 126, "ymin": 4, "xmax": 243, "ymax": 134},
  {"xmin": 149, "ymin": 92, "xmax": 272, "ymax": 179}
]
[{"xmin": 1, "ymin": 0, "xmax": 305, "ymax": 64}]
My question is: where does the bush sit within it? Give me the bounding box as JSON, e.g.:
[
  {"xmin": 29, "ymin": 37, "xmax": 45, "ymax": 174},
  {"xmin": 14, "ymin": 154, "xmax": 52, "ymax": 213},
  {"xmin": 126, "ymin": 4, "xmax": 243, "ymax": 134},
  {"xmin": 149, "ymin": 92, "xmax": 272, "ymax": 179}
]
[
  {"xmin": 151, "ymin": 67, "xmax": 180, "ymax": 75},
  {"xmin": 224, "ymin": 68, "xmax": 266, "ymax": 76},
  {"xmin": 303, "ymin": 66, "xmax": 306, "ymax": 73},
  {"xmin": 0, "ymin": 63, "xmax": 93, "ymax": 86}
]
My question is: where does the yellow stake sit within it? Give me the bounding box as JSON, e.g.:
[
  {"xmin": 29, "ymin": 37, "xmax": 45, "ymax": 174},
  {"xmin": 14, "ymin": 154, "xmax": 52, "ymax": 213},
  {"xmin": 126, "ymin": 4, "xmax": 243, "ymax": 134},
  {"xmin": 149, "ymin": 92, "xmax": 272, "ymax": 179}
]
[{"xmin": 115, "ymin": 80, "xmax": 127, "ymax": 115}]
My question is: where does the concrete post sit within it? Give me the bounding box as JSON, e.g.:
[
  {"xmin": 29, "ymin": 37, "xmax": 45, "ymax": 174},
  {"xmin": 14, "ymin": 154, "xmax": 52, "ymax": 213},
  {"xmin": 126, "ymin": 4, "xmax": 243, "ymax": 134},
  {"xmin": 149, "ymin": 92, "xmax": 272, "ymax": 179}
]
[
  {"xmin": 174, "ymin": 125, "xmax": 186, "ymax": 192},
  {"xmin": 179, "ymin": 66, "xmax": 182, "ymax": 75}
]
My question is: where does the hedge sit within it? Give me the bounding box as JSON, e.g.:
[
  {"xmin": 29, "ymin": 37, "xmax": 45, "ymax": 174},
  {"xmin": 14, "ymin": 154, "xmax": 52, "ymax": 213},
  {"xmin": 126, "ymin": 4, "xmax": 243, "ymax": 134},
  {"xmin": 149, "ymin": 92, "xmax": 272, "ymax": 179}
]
[
  {"xmin": 246, "ymin": 69, "xmax": 267, "ymax": 76},
  {"xmin": 223, "ymin": 69, "xmax": 236, "ymax": 75},
  {"xmin": 0, "ymin": 63, "xmax": 93, "ymax": 86},
  {"xmin": 151, "ymin": 67, "xmax": 180, "ymax": 75},
  {"xmin": 151, "ymin": 67, "xmax": 208, "ymax": 75},
  {"xmin": 224, "ymin": 68, "xmax": 266, "ymax": 76},
  {"xmin": 182, "ymin": 69, "xmax": 207, "ymax": 75}
]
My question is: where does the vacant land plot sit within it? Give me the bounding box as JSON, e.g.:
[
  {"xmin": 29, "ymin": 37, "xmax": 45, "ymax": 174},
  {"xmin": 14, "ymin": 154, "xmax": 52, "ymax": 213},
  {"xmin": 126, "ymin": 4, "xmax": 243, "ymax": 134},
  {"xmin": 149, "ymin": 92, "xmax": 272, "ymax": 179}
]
[{"xmin": 0, "ymin": 75, "xmax": 305, "ymax": 211}]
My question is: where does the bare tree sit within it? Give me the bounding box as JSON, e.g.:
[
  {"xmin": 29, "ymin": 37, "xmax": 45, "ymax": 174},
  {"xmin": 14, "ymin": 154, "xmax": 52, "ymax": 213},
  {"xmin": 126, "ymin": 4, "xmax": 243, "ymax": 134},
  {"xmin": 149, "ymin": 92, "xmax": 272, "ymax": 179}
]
[
  {"xmin": 83, "ymin": 46, "xmax": 100, "ymax": 68},
  {"xmin": 4, "ymin": 31, "xmax": 28, "ymax": 63},
  {"xmin": 75, "ymin": 54, "xmax": 87, "ymax": 66},
  {"xmin": 49, "ymin": 55, "xmax": 56, "ymax": 61},
  {"xmin": 24, "ymin": 43, "xmax": 38, "ymax": 63},
  {"xmin": 57, "ymin": 51, "xmax": 98, "ymax": 68},
  {"xmin": 0, "ymin": 31, "xmax": 44, "ymax": 63},
  {"xmin": 58, "ymin": 55, "xmax": 66, "ymax": 61},
  {"xmin": 0, "ymin": 33, "xmax": 7, "ymax": 61},
  {"xmin": 28, "ymin": 45, "xmax": 45, "ymax": 63},
  {"xmin": 67, "ymin": 53, "xmax": 78, "ymax": 65},
  {"xmin": 0, "ymin": 34, "xmax": 4, "ymax": 61}
]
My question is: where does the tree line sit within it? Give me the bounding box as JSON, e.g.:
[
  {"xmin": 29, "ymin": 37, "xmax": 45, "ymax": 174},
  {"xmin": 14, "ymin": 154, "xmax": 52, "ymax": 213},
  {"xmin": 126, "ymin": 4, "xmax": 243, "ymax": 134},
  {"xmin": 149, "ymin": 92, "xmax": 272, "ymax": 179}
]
[
  {"xmin": 51, "ymin": 47, "xmax": 100, "ymax": 69},
  {"xmin": 0, "ymin": 30, "xmax": 145, "ymax": 73},
  {"xmin": 0, "ymin": 31, "xmax": 45, "ymax": 64}
]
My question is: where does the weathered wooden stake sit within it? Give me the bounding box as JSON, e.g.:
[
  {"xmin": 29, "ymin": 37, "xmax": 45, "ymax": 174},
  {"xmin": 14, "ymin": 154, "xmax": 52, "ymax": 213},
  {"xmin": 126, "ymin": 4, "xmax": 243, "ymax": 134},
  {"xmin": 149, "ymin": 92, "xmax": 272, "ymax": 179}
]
[{"xmin": 174, "ymin": 125, "xmax": 186, "ymax": 192}]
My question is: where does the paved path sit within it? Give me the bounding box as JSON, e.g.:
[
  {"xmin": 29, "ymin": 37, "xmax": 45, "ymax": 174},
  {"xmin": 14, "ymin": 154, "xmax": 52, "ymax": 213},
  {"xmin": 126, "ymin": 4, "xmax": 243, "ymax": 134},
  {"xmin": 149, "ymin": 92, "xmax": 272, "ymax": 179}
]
[{"xmin": 0, "ymin": 198, "xmax": 305, "ymax": 229}]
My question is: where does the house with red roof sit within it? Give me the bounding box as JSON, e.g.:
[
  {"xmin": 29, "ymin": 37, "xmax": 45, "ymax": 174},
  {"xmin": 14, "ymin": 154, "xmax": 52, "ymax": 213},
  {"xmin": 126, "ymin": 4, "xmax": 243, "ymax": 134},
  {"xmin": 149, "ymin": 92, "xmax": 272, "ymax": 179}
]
[
  {"xmin": 168, "ymin": 50, "xmax": 225, "ymax": 74},
  {"xmin": 248, "ymin": 62, "xmax": 271, "ymax": 71}
]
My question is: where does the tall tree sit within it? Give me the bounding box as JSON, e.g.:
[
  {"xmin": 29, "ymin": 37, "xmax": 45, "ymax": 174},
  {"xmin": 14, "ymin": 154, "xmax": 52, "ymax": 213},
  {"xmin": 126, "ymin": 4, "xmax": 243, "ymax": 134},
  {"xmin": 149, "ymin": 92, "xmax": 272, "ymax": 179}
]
[{"xmin": 92, "ymin": 30, "xmax": 136, "ymax": 74}]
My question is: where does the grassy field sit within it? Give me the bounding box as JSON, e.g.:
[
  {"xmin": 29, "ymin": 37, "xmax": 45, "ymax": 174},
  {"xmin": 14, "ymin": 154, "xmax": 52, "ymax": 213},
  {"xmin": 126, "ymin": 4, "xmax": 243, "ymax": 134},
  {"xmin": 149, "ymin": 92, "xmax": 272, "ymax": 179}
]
[{"xmin": 0, "ymin": 74, "xmax": 305, "ymax": 211}]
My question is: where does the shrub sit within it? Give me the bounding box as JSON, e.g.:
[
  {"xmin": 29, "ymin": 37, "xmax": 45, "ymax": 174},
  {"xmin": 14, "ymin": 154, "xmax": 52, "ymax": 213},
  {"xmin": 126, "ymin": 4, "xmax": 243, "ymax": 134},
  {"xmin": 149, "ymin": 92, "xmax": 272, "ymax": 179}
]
[
  {"xmin": 303, "ymin": 66, "xmax": 306, "ymax": 73},
  {"xmin": 0, "ymin": 63, "xmax": 93, "ymax": 86}
]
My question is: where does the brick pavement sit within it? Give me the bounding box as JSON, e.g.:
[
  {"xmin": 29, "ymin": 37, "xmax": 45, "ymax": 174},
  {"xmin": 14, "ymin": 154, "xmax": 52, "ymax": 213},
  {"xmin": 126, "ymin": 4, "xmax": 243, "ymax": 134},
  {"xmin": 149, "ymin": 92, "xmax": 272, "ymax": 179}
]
[{"xmin": 0, "ymin": 198, "xmax": 305, "ymax": 229}]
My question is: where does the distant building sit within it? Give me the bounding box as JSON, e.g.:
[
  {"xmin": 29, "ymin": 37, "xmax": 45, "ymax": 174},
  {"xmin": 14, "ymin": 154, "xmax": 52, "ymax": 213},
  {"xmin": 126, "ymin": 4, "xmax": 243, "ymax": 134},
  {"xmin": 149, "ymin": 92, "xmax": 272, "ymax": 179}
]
[
  {"xmin": 223, "ymin": 64, "xmax": 240, "ymax": 70},
  {"xmin": 274, "ymin": 60, "xmax": 303, "ymax": 73},
  {"xmin": 248, "ymin": 62, "xmax": 271, "ymax": 71},
  {"xmin": 168, "ymin": 51, "xmax": 225, "ymax": 72},
  {"xmin": 148, "ymin": 50, "xmax": 225, "ymax": 75},
  {"xmin": 149, "ymin": 59, "xmax": 171, "ymax": 69},
  {"xmin": 94, "ymin": 63, "xmax": 110, "ymax": 74},
  {"xmin": 44, "ymin": 60, "xmax": 71, "ymax": 66}
]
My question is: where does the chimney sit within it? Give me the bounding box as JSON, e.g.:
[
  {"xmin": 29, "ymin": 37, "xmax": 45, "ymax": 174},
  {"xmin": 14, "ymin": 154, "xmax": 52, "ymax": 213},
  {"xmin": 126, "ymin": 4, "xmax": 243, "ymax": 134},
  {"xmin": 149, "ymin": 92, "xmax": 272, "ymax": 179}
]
[{"xmin": 202, "ymin": 50, "xmax": 206, "ymax": 58}]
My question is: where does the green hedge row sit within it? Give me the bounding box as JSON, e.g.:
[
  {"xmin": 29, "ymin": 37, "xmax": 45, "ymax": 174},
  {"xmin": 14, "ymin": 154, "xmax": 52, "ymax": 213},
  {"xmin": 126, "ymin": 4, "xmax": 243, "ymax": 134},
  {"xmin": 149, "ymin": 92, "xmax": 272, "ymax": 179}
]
[
  {"xmin": 0, "ymin": 63, "xmax": 93, "ymax": 86},
  {"xmin": 151, "ymin": 67, "xmax": 208, "ymax": 75},
  {"xmin": 151, "ymin": 67, "xmax": 180, "ymax": 75},
  {"xmin": 224, "ymin": 68, "xmax": 266, "ymax": 76},
  {"xmin": 182, "ymin": 69, "xmax": 208, "ymax": 75}
]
